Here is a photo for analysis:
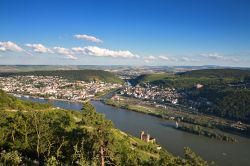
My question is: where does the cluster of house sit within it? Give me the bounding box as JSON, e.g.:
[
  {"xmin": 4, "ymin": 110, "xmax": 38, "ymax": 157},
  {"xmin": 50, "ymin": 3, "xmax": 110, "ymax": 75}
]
[
  {"xmin": 228, "ymin": 82, "xmax": 250, "ymax": 89},
  {"xmin": 120, "ymin": 84, "xmax": 180, "ymax": 104},
  {"xmin": 0, "ymin": 76, "xmax": 121, "ymax": 101},
  {"xmin": 230, "ymin": 121, "xmax": 248, "ymax": 131}
]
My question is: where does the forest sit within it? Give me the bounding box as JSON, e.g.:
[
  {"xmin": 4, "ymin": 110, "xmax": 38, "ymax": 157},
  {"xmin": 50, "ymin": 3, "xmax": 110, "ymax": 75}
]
[
  {"xmin": 185, "ymin": 85, "xmax": 250, "ymax": 123},
  {"xmin": 0, "ymin": 90, "xmax": 209, "ymax": 165},
  {"xmin": 179, "ymin": 69, "xmax": 250, "ymax": 79},
  {"xmin": 132, "ymin": 69, "xmax": 250, "ymax": 87}
]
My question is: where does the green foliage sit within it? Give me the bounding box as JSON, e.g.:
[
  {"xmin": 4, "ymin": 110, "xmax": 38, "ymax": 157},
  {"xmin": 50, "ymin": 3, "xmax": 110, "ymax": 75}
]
[
  {"xmin": 0, "ymin": 69, "xmax": 124, "ymax": 84},
  {"xmin": 134, "ymin": 69, "xmax": 250, "ymax": 88},
  {"xmin": 0, "ymin": 91, "xmax": 209, "ymax": 165},
  {"xmin": 45, "ymin": 156, "xmax": 59, "ymax": 166},
  {"xmin": 188, "ymin": 86, "xmax": 250, "ymax": 123},
  {"xmin": 180, "ymin": 69, "xmax": 250, "ymax": 79},
  {"xmin": 0, "ymin": 150, "xmax": 22, "ymax": 165},
  {"xmin": 178, "ymin": 123, "xmax": 237, "ymax": 142},
  {"xmin": 142, "ymin": 73, "xmax": 172, "ymax": 82},
  {"xmin": 184, "ymin": 147, "xmax": 209, "ymax": 166},
  {"xmin": 0, "ymin": 90, "xmax": 51, "ymax": 111},
  {"xmin": 132, "ymin": 69, "xmax": 250, "ymax": 123},
  {"xmin": 215, "ymin": 89, "xmax": 250, "ymax": 121}
]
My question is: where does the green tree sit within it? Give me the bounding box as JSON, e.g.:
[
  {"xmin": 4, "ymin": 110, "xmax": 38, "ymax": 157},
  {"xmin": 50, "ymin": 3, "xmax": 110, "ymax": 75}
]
[{"xmin": 184, "ymin": 147, "xmax": 208, "ymax": 166}]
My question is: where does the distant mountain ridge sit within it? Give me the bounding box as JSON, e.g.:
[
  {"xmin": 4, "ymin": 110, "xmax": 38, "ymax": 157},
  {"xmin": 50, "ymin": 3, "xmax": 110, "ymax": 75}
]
[{"xmin": 0, "ymin": 65, "xmax": 249, "ymax": 74}]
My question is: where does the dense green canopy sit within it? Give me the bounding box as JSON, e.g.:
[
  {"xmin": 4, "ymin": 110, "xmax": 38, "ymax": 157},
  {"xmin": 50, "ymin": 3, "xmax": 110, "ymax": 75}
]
[{"xmin": 0, "ymin": 90, "xmax": 208, "ymax": 165}]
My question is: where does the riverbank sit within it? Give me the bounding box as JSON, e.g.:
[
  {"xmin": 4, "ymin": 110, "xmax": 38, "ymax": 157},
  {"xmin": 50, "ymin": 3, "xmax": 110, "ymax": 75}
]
[
  {"xmin": 15, "ymin": 92, "xmax": 238, "ymax": 142},
  {"xmin": 103, "ymin": 98, "xmax": 164, "ymax": 117},
  {"xmin": 10, "ymin": 93, "xmax": 87, "ymax": 103},
  {"xmin": 103, "ymin": 97, "xmax": 244, "ymax": 142},
  {"xmin": 11, "ymin": 87, "xmax": 120, "ymax": 103},
  {"xmin": 13, "ymin": 92, "xmax": 248, "ymax": 142},
  {"xmin": 15, "ymin": 94, "xmax": 250, "ymax": 165},
  {"xmin": 4, "ymin": 90, "xmax": 199, "ymax": 165},
  {"xmin": 177, "ymin": 123, "xmax": 237, "ymax": 142}
]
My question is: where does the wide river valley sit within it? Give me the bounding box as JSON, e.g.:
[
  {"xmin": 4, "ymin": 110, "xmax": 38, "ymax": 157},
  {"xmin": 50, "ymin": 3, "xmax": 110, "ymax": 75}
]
[{"xmin": 18, "ymin": 96, "xmax": 250, "ymax": 166}]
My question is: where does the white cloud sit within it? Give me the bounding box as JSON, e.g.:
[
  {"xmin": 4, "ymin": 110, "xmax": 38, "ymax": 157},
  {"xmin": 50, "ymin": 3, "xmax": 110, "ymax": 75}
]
[
  {"xmin": 181, "ymin": 57, "xmax": 190, "ymax": 62},
  {"xmin": 180, "ymin": 57, "xmax": 199, "ymax": 62},
  {"xmin": 26, "ymin": 43, "xmax": 53, "ymax": 53},
  {"xmin": 228, "ymin": 57, "xmax": 240, "ymax": 62},
  {"xmin": 73, "ymin": 34, "xmax": 103, "ymax": 43},
  {"xmin": 200, "ymin": 53, "xmax": 223, "ymax": 59},
  {"xmin": 158, "ymin": 55, "xmax": 169, "ymax": 61},
  {"xmin": 72, "ymin": 46, "xmax": 139, "ymax": 58},
  {"xmin": 143, "ymin": 56, "xmax": 157, "ymax": 63},
  {"xmin": 169, "ymin": 57, "xmax": 178, "ymax": 62},
  {"xmin": 53, "ymin": 47, "xmax": 77, "ymax": 60},
  {"xmin": 71, "ymin": 47, "xmax": 85, "ymax": 53},
  {"xmin": 156, "ymin": 55, "xmax": 198, "ymax": 62},
  {"xmin": 146, "ymin": 56, "xmax": 157, "ymax": 60},
  {"xmin": 0, "ymin": 41, "xmax": 23, "ymax": 52},
  {"xmin": 143, "ymin": 55, "xmax": 180, "ymax": 63},
  {"xmin": 199, "ymin": 52, "xmax": 248, "ymax": 64},
  {"xmin": 64, "ymin": 54, "xmax": 78, "ymax": 60},
  {"xmin": 0, "ymin": 47, "xmax": 6, "ymax": 51},
  {"xmin": 142, "ymin": 55, "xmax": 200, "ymax": 63}
]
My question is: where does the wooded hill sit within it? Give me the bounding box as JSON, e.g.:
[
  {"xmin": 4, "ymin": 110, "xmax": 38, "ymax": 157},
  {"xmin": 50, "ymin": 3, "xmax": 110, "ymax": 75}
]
[
  {"xmin": 132, "ymin": 69, "xmax": 250, "ymax": 88},
  {"xmin": 0, "ymin": 90, "xmax": 208, "ymax": 165},
  {"xmin": 131, "ymin": 69, "xmax": 250, "ymax": 123},
  {"xmin": 179, "ymin": 69, "xmax": 250, "ymax": 78},
  {"xmin": 0, "ymin": 70, "xmax": 124, "ymax": 84},
  {"xmin": 0, "ymin": 90, "xmax": 52, "ymax": 111}
]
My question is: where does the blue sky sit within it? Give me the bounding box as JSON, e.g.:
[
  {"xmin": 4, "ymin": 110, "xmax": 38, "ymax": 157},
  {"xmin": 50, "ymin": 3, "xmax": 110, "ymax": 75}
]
[{"xmin": 0, "ymin": 0, "xmax": 250, "ymax": 66}]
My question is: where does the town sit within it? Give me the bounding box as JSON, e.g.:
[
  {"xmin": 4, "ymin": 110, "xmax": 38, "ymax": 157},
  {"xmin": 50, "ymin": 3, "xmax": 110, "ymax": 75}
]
[
  {"xmin": 120, "ymin": 83, "xmax": 179, "ymax": 105},
  {"xmin": 0, "ymin": 75, "xmax": 122, "ymax": 101}
]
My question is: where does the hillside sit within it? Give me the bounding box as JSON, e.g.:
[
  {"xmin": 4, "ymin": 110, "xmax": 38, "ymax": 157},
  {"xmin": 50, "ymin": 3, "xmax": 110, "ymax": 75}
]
[
  {"xmin": 0, "ymin": 90, "xmax": 52, "ymax": 111},
  {"xmin": 132, "ymin": 69, "xmax": 250, "ymax": 88},
  {"xmin": 131, "ymin": 69, "xmax": 250, "ymax": 123},
  {"xmin": 179, "ymin": 69, "xmax": 250, "ymax": 79},
  {"xmin": 0, "ymin": 90, "xmax": 208, "ymax": 165},
  {"xmin": 130, "ymin": 73, "xmax": 174, "ymax": 86},
  {"xmin": 186, "ymin": 85, "xmax": 250, "ymax": 123},
  {"xmin": 0, "ymin": 69, "xmax": 124, "ymax": 84}
]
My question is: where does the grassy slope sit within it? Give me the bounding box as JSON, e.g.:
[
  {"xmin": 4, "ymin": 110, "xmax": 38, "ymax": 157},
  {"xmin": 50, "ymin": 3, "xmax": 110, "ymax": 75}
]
[
  {"xmin": 0, "ymin": 69, "xmax": 124, "ymax": 84},
  {"xmin": 0, "ymin": 90, "xmax": 209, "ymax": 165},
  {"xmin": 0, "ymin": 92, "xmax": 159, "ymax": 163},
  {"xmin": 104, "ymin": 98, "xmax": 165, "ymax": 116},
  {"xmin": 0, "ymin": 90, "xmax": 52, "ymax": 111}
]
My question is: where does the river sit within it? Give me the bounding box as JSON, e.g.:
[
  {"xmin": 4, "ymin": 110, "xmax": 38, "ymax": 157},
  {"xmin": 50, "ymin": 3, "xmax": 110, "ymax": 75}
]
[{"xmin": 19, "ymin": 96, "xmax": 250, "ymax": 166}]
